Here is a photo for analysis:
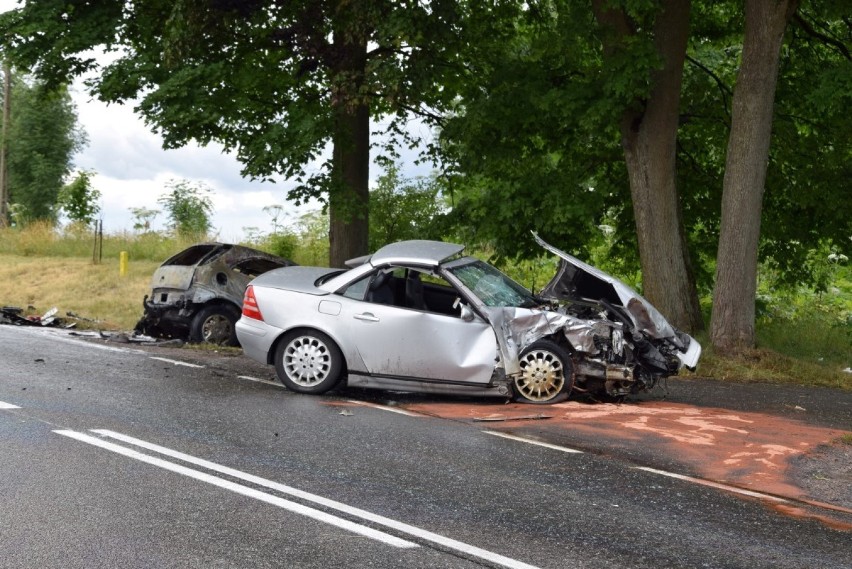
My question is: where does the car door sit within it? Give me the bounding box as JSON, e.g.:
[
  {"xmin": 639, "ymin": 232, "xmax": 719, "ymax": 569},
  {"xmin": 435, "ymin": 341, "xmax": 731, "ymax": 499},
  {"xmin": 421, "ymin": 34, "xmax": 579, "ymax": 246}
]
[{"xmin": 337, "ymin": 267, "xmax": 499, "ymax": 385}]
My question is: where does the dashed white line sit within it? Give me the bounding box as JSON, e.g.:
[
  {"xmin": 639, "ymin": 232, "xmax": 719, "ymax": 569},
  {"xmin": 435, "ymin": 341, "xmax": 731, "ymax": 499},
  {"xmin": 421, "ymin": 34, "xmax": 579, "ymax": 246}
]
[
  {"xmin": 149, "ymin": 357, "xmax": 205, "ymax": 369},
  {"xmin": 89, "ymin": 429, "xmax": 543, "ymax": 569},
  {"xmin": 483, "ymin": 431, "xmax": 584, "ymax": 454},
  {"xmin": 633, "ymin": 466, "xmax": 790, "ymax": 503},
  {"xmin": 483, "ymin": 430, "xmax": 793, "ymax": 505},
  {"xmin": 0, "ymin": 401, "xmax": 21, "ymax": 409},
  {"xmin": 237, "ymin": 375, "xmax": 285, "ymax": 388},
  {"xmin": 55, "ymin": 429, "xmax": 417, "ymax": 549}
]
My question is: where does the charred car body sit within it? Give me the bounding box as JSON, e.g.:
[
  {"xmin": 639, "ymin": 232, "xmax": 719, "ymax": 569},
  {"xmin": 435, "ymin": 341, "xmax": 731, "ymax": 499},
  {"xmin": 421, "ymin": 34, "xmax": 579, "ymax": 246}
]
[
  {"xmin": 136, "ymin": 243, "xmax": 295, "ymax": 345},
  {"xmin": 236, "ymin": 236, "xmax": 700, "ymax": 403}
]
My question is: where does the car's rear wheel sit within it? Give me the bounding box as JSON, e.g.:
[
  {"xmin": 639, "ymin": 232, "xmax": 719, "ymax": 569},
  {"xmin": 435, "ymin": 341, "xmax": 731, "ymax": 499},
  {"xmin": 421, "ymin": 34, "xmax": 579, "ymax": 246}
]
[
  {"xmin": 189, "ymin": 304, "xmax": 240, "ymax": 346},
  {"xmin": 514, "ymin": 340, "xmax": 574, "ymax": 404},
  {"xmin": 274, "ymin": 330, "xmax": 343, "ymax": 394}
]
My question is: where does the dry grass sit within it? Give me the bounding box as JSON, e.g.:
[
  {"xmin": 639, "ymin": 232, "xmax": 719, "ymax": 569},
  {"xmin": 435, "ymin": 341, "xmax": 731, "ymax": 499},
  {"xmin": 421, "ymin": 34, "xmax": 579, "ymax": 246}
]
[{"xmin": 0, "ymin": 254, "xmax": 159, "ymax": 330}]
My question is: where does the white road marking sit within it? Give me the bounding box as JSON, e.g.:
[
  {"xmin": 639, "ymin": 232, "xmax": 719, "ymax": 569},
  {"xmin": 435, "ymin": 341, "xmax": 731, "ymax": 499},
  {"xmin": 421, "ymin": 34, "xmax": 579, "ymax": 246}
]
[
  {"xmin": 237, "ymin": 375, "xmax": 285, "ymax": 388},
  {"xmin": 633, "ymin": 466, "xmax": 791, "ymax": 503},
  {"xmin": 483, "ymin": 431, "xmax": 584, "ymax": 454},
  {"xmin": 483, "ymin": 430, "xmax": 793, "ymax": 504},
  {"xmin": 54, "ymin": 429, "xmax": 416, "ymax": 548},
  {"xmin": 0, "ymin": 401, "xmax": 21, "ymax": 409},
  {"xmin": 91, "ymin": 429, "xmax": 542, "ymax": 569},
  {"xmin": 149, "ymin": 357, "xmax": 205, "ymax": 369},
  {"xmin": 347, "ymin": 400, "xmax": 424, "ymax": 417},
  {"xmin": 8, "ymin": 326, "xmax": 137, "ymax": 354}
]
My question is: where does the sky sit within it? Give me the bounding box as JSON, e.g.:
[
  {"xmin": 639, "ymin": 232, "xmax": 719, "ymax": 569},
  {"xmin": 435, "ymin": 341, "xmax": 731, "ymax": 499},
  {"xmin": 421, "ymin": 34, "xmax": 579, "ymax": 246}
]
[{"xmin": 1, "ymin": 1, "xmax": 436, "ymax": 241}]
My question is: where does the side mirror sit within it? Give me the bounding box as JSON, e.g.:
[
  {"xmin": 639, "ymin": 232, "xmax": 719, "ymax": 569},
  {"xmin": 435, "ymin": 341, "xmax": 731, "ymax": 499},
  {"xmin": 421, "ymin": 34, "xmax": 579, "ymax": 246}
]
[{"xmin": 459, "ymin": 304, "xmax": 475, "ymax": 322}]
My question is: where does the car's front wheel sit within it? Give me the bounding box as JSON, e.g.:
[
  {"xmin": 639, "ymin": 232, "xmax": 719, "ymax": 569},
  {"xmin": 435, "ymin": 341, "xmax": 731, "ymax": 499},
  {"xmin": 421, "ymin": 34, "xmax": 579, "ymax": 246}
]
[
  {"xmin": 514, "ymin": 339, "xmax": 574, "ymax": 404},
  {"xmin": 274, "ymin": 330, "xmax": 343, "ymax": 394},
  {"xmin": 189, "ymin": 304, "xmax": 241, "ymax": 346}
]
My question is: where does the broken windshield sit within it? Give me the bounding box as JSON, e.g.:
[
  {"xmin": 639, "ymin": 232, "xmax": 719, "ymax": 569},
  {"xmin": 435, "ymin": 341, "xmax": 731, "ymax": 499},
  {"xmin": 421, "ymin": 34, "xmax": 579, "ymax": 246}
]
[{"xmin": 449, "ymin": 260, "xmax": 538, "ymax": 308}]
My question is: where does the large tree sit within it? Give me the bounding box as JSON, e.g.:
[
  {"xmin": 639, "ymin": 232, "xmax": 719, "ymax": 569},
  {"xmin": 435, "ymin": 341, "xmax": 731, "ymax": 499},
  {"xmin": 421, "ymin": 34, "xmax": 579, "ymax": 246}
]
[
  {"xmin": 440, "ymin": 0, "xmax": 703, "ymax": 332},
  {"xmin": 0, "ymin": 0, "xmax": 468, "ymax": 265},
  {"xmin": 1, "ymin": 71, "xmax": 85, "ymax": 223},
  {"xmin": 592, "ymin": 0, "xmax": 702, "ymax": 333},
  {"xmin": 439, "ymin": 0, "xmax": 849, "ymax": 338}
]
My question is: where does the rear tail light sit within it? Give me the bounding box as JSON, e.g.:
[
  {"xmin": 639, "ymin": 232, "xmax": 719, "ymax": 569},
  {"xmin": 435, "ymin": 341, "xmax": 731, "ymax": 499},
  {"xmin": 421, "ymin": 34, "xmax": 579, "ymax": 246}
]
[{"xmin": 242, "ymin": 285, "xmax": 264, "ymax": 321}]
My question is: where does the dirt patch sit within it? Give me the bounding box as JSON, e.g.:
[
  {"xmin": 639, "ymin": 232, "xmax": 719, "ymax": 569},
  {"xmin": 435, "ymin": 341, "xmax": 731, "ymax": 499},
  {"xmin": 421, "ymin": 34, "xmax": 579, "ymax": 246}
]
[{"xmin": 789, "ymin": 441, "xmax": 852, "ymax": 508}]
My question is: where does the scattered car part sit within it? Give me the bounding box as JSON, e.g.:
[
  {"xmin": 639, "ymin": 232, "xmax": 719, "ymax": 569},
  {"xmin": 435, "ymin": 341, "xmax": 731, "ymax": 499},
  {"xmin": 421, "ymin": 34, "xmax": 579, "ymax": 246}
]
[{"xmin": 135, "ymin": 243, "xmax": 295, "ymax": 346}]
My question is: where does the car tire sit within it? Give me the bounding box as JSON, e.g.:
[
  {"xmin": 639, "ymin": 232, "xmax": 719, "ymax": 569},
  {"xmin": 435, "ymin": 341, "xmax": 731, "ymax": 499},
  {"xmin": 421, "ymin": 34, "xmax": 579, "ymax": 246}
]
[
  {"xmin": 189, "ymin": 304, "xmax": 240, "ymax": 346},
  {"xmin": 513, "ymin": 339, "xmax": 574, "ymax": 404},
  {"xmin": 274, "ymin": 330, "xmax": 343, "ymax": 394}
]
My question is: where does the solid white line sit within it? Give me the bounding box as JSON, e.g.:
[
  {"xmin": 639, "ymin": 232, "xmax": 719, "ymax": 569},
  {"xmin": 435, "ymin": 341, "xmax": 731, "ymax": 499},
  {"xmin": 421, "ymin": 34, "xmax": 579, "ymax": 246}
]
[
  {"xmin": 93, "ymin": 429, "xmax": 542, "ymax": 569},
  {"xmin": 54, "ymin": 429, "xmax": 416, "ymax": 548},
  {"xmin": 346, "ymin": 400, "xmax": 423, "ymax": 417},
  {"xmin": 149, "ymin": 357, "xmax": 205, "ymax": 369},
  {"xmin": 10, "ymin": 327, "xmax": 136, "ymax": 354},
  {"xmin": 238, "ymin": 375, "xmax": 285, "ymax": 388},
  {"xmin": 633, "ymin": 466, "xmax": 790, "ymax": 503},
  {"xmin": 483, "ymin": 431, "xmax": 584, "ymax": 454},
  {"xmin": 0, "ymin": 401, "xmax": 21, "ymax": 409}
]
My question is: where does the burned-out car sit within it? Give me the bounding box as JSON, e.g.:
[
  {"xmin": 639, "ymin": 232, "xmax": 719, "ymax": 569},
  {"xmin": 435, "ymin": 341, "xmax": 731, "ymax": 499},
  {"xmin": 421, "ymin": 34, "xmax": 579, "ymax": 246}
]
[
  {"xmin": 235, "ymin": 236, "xmax": 700, "ymax": 403},
  {"xmin": 136, "ymin": 243, "xmax": 295, "ymax": 345}
]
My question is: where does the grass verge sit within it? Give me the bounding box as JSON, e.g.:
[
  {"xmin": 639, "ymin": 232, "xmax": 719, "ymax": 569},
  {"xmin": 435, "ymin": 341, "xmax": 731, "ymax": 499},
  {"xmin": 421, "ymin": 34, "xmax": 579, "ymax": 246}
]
[
  {"xmin": 689, "ymin": 341, "xmax": 850, "ymax": 391},
  {"xmin": 0, "ymin": 254, "xmax": 159, "ymax": 330}
]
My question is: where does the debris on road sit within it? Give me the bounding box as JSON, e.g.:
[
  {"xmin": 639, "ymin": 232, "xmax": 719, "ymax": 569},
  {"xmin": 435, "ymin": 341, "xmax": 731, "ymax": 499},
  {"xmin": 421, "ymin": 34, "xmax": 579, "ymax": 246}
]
[
  {"xmin": 473, "ymin": 413, "xmax": 553, "ymax": 422},
  {"xmin": 0, "ymin": 305, "xmax": 112, "ymax": 329},
  {"xmin": 1, "ymin": 305, "xmax": 75, "ymax": 328}
]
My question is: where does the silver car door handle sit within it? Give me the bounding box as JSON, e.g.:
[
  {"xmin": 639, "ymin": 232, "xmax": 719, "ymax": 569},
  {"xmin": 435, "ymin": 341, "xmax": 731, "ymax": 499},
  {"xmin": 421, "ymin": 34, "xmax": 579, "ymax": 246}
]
[{"xmin": 353, "ymin": 312, "xmax": 380, "ymax": 322}]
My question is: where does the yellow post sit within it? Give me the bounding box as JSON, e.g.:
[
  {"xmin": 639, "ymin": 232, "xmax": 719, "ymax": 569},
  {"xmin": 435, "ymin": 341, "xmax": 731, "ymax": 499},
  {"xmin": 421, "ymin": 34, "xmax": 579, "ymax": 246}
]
[{"xmin": 119, "ymin": 251, "xmax": 128, "ymax": 277}]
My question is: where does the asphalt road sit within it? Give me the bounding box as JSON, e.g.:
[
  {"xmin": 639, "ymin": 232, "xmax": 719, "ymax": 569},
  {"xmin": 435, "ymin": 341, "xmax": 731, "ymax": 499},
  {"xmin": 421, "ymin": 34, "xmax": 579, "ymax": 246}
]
[{"xmin": 0, "ymin": 325, "xmax": 849, "ymax": 569}]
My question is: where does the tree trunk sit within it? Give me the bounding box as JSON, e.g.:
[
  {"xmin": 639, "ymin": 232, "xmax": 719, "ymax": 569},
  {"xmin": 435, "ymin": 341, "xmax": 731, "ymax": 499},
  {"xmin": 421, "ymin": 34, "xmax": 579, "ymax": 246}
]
[
  {"xmin": 329, "ymin": 100, "xmax": 370, "ymax": 267},
  {"xmin": 328, "ymin": 5, "xmax": 370, "ymax": 268},
  {"xmin": 710, "ymin": 0, "xmax": 799, "ymax": 353},
  {"xmin": 593, "ymin": 0, "xmax": 703, "ymax": 333}
]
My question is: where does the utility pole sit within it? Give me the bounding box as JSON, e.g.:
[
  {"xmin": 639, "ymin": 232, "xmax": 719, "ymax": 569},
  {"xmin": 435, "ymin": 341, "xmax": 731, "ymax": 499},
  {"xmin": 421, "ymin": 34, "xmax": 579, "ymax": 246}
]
[{"xmin": 0, "ymin": 61, "xmax": 10, "ymax": 228}]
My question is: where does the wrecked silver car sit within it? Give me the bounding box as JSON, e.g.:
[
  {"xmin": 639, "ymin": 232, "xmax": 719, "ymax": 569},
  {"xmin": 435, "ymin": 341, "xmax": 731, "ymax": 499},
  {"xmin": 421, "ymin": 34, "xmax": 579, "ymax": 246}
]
[
  {"xmin": 235, "ymin": 237, "xmax": 700, "ymax": 403},
  {"xmin": 136, "ymin": 243, "xmax": 295, "ymax": 345}
]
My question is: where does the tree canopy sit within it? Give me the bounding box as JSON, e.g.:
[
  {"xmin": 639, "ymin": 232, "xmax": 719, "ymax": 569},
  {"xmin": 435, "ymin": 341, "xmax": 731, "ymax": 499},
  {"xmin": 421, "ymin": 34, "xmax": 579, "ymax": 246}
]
[
  {"xmin": 157, "ymin": 179, "xmax": 214, "ymax": 237},
  {"xmin": 1, "ymin": 71, "xmax": 86, "ymax": 223},
  {"xmin": 0, "ymin": 0, "xmax": 476, "ymax": 264},
  {"xmin": 437, "ymin": 0, "xmax": 850, "ymax": 340}
]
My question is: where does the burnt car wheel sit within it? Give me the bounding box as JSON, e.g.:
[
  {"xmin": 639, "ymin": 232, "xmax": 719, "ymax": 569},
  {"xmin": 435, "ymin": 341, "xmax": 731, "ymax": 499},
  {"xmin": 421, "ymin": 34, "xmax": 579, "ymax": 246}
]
[
  {"xmin": 274, "ymin": 330, "xmax": 343, "ymax": 394},
  {"xmin": 189, "ymin": 304, "xmax": 240, "ymax": 346},
  {"xmin": 514, "ymin": 340, "xmax": 574, "ymax": 404}
]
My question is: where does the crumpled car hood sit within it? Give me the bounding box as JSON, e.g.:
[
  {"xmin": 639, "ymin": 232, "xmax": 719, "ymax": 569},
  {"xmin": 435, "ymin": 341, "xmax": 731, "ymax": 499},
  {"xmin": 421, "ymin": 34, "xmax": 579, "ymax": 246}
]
[{"xmin": 534, "ymin": 233, "xmax": 676, "ymax": 340}]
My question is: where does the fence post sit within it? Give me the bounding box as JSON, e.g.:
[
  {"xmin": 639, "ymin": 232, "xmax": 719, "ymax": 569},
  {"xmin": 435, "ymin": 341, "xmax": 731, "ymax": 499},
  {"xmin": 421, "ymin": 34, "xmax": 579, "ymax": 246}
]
[{"xmin": 119, "ymin": 251, "xmax": 128, "ymax": 277}]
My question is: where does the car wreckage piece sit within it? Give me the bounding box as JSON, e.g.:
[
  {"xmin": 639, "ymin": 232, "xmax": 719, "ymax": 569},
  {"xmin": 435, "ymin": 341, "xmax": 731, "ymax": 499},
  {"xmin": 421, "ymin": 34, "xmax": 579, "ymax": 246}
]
[
  {"xmin": 135, "ymin": 243, "xmax": 295, "ymax": 346},
  {"xmin": 236, "ymin": 237, "xmax": 700, "ymax": 403}
]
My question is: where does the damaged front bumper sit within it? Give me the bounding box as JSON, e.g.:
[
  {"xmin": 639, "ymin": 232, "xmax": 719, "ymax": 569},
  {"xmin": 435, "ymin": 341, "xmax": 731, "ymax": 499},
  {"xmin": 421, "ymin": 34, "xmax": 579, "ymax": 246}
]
[{"xmin": 134, "ymin": 294, "xmax": 197, "ymax": 338}]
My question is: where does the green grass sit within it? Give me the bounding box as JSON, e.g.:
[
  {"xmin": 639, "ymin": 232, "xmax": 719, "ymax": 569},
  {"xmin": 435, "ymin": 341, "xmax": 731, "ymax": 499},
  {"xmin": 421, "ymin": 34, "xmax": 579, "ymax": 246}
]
[
  {"xmin": 0, "ymin": 221, "xmax": 212, "ymax": 261},
  {"xmin": 689, "ymin": 341, "xmax": 850, "ymax": 390}
]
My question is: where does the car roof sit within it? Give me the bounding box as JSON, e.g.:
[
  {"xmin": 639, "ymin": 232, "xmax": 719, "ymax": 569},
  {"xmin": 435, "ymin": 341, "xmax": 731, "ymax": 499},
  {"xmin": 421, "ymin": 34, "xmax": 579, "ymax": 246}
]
[{"xmin": 367, "ymin": 240, "xmax": 465, "ymax": 268}]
